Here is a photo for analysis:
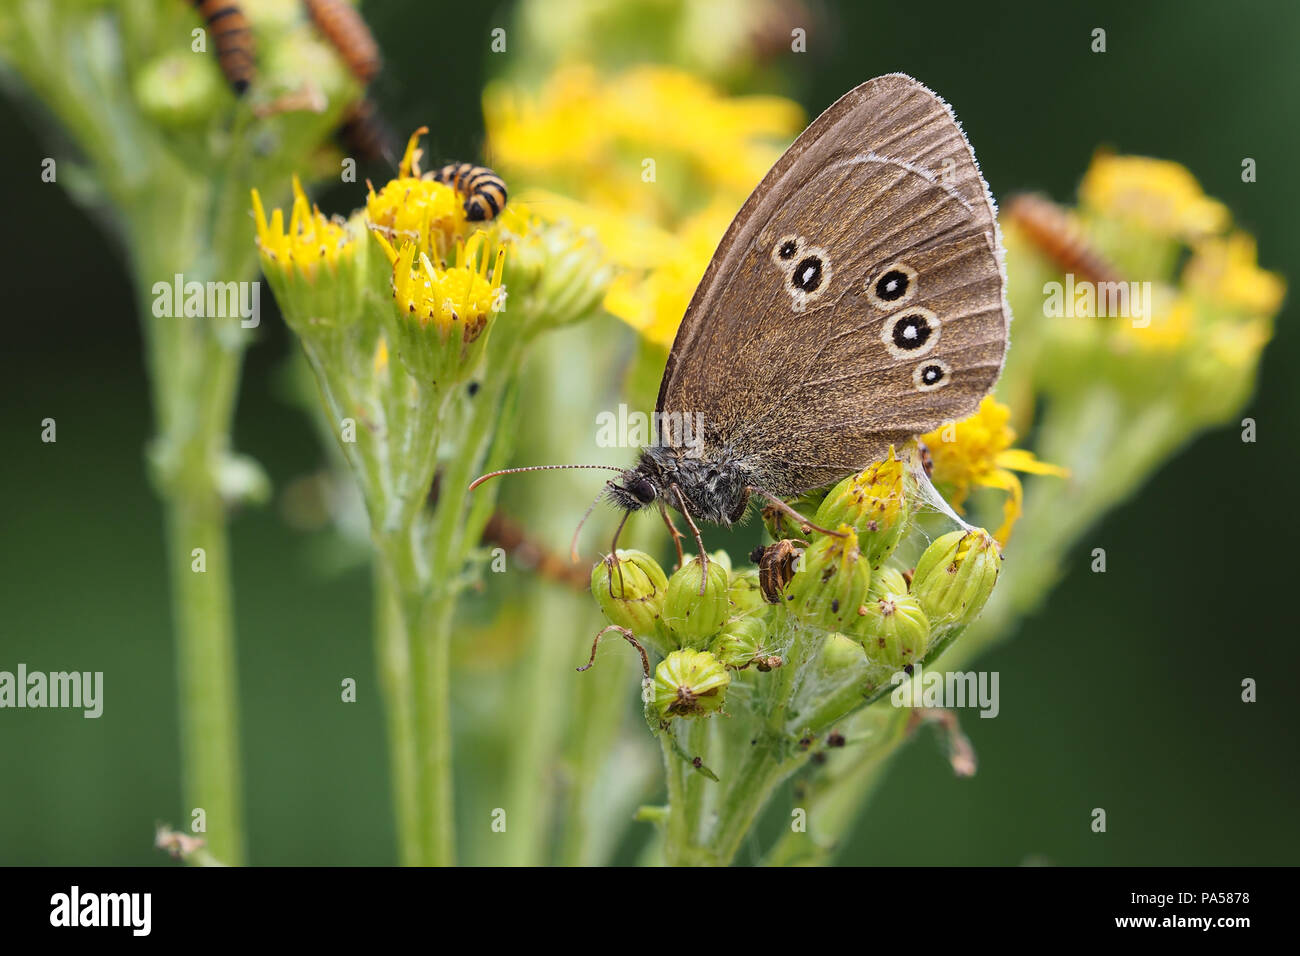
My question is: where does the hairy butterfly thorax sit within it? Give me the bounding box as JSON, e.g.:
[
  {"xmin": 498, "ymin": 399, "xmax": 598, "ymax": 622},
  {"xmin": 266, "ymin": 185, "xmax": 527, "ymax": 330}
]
[{"xmin": 612, "ymin": 446, "xmax": 754, "ymax": 526}]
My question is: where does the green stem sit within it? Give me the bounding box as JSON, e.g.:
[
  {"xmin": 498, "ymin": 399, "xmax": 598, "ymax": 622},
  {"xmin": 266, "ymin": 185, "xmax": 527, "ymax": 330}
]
[
  {"xmin": 707, "ymin": 739, "xmax": 788, "ymax": 866},
  {"xmin": 372, "ymin": 561, "xmax": 419, "ymax": 866},
  {"xmin": 413, "ymin": 596, "xmax": 456, "ymax": 866},
  {"xmin": 148, "ymin": 316, "xmax": 247, "ymax": 866},
  {"xmin": 762, "ymin": 706, "xmax": 908, "ymax": 866},
  {"xmin": 164, "ymin": 475, "xmax": 244, "ymax": 866},
  {"xmin": 660, "ymin": 729, "xmax": 695, "ymax": 865},
  {"xmin": 406, "ymin": 325, "xmax": 527, "ymax": 866}
]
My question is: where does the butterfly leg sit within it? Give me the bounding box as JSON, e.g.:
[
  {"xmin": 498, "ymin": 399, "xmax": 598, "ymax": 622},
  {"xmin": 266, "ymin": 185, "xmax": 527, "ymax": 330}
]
[
  {"xmin": 747, "ymin": 486, "xmax": 847, "ymax": 538},
  {"xmin": 657, "ymin": 500, "xmax": 687, "ymax": 571},
  {"xmin": 577, "ymin": 624, "xmax": 650, "ymax": 678},
  {"xmin": 670, "ymin": 484, "xmax": 710, "ymax": 595},
  {"xmin": 608, "ymin": 509, "xmax": 633, "ymax": 597}
]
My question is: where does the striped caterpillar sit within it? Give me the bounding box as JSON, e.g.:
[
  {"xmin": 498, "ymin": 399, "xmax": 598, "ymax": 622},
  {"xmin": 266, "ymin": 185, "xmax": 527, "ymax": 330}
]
[{"xmin": 432, "ymin": 163, "xmax": 508, "ymax": 222}]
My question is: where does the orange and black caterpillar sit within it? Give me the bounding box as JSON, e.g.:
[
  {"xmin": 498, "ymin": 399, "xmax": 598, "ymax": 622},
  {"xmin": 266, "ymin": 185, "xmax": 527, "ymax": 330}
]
[
  {"xmin": 433, "ymin": 163, "xmax": 508, "ymax": 222},
  {"xmin": 1005, "ymin": 193, "xmax": 1119, "ymax": 286},
  {"xmin": 303, "ymin": 0, "xmax": 382, "ymax": 85},
  {"xmin": 192, "ymin": 0, "xmax": 255, "ymax": 95}
]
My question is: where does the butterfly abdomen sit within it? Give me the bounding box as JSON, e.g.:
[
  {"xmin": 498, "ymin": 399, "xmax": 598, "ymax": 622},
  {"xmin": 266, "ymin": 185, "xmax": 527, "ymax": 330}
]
[
  {"xmin": 192, "ymin": 0, "xmax": 255, "ymax": 95},
  {"xmin": 433, "ymin": 163, "xmax": 508, "ymax": 221},
  {"xmin": 303, "ymin": 0, "xmax": 382, "ymax": 84},
  {"xmin": 1006, "ymin": 193, "xmax": 1119, "ymax": 286}
]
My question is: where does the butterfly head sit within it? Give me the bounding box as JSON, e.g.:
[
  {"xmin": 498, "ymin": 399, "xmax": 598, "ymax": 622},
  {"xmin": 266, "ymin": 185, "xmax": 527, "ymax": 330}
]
[{"xmin": 607, "ymin": 463, "xmax": 660, "ymax": 514}]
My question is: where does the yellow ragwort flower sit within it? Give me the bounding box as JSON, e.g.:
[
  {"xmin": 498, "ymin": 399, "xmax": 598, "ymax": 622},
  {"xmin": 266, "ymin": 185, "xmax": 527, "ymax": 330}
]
[
  {"xmin": 1118, "ymin": 294, "xmax": 1193, "ymax": 352},
  {"xmin": 1183, "ymin": 231, "xmax": 1285, "ymax": 316},
  {"xmin": 1079, "ymin": 153, "xmax": 1229, "ymax": 241},
  {"xmin": 251, "ymin": 175, "xmax": 354, "ymax": 280},
  {"xmin": 603, "ymin": 199, "xmax": 738, "ymax": 347},
  {"xmin": 366, "ymin": 128, "xmax": 467, "ymax": 259},
  {"xmin": 484, "ymin": 64, "xmax": 801, "ymax": 222},
  {"xmin": 922, "ymin": 397, "xmax": 1068, "ymax": 546},
  {"xmin": 371, "ymin": 229, "xmax": 505, "ymax": 345}
]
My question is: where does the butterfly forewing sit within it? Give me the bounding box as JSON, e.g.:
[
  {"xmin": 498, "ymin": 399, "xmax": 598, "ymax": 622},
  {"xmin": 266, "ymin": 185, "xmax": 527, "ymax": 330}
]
[{"xmin": 656, "ymin": 74, "xmax": 1008, "ymax": 497}]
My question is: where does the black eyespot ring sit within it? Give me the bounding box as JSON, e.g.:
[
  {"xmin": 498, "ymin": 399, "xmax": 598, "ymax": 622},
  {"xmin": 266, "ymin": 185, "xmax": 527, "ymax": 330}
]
[
  {"xmin": 881, "ymin": 307, "xmax": 940, "ymax": 358},
  {"xmin": 771, "ymin": 234, "xmax": 802, "ymax": 266},
  {"xmin": 791, "ymin": 255, "xmax": 824, "ymax": 292},
  {"xmin": 867, "ymin": 261, "xmax": 918, "ymax": 310},
  {"xmin": 892, "ymin": 313, "xmax": 932, "ymax": 350},
  {"xmin": 913, "ymin": 359, "xmax": 951, "ymax": 392},
  {"xmin": 876, "ymin": 270, "xmax": 909, "ymax": 301}
]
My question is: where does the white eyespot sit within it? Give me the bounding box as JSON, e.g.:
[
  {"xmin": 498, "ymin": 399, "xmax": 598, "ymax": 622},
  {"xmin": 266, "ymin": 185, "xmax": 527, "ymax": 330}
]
[
  {"xmin": 866, "ymin": 261, "xmax": 918, "ymax": 310},
  {"xmin": 881, "ymin": 307, "xmax": 941, "ymax": 359},
  {"xmin": 784, "ymin": 244, "xmax": 832, "ymax": 312},
  {"xmin": 913, "ymin": 359, "xmax": 952, "ymax": 392},
  {"xmin": 771, "ymin": 234, "xmax": 802, "ymax": 266}
]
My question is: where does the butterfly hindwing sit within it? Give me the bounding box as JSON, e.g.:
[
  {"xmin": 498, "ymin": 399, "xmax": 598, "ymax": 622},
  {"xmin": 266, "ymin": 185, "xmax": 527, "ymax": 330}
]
[{"xmin": 656, "ymin": 75, "xmax": 1008, "ymax": 496}]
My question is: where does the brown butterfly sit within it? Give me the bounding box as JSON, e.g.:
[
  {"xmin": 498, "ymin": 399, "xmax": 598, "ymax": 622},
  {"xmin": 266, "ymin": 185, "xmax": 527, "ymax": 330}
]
[{"xmin": 474, "ymin": 74, "xmax": 1009, "ymax": 569}]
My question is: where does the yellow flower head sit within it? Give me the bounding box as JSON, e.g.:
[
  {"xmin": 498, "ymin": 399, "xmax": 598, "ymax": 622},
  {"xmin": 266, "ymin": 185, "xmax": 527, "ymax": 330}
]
[
  {"xmin": 1079, "ymin": 153, "xmax": 1229, "ymax": 241},
  {"xmin": 366, "ymin": 128, "xmax": 468, "ymax": 259},
  {"xmin": 251, "ymin": 175, "xmax": 354, "ymax": 280},
  {"xmin": 603, "ymin": 199, "xmax": 738, "ymax": 347},
  {"xmin": 1183, "ymin": 231, "xmax": 1285, "ymax": 316},
  {"xmin": 1119, "ymin": 294, "xmax": 1193, "ymax": 352},
  {"xmin": 371, "ymin": 229, "xmax": 505, "ymax": 345},
  {"xmin": 484, "ymin": 64, "xmax": 801, "ymax": 223},
  {"xmin": 922, "ymin": 397, "xmax": 1068, "ymax": 546}
]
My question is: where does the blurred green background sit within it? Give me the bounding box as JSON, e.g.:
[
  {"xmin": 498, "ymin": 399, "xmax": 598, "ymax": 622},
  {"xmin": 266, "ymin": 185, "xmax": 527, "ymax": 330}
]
[{"xmin": 2, "ymin": 0, "xmax": 1297, "ymax": 865}]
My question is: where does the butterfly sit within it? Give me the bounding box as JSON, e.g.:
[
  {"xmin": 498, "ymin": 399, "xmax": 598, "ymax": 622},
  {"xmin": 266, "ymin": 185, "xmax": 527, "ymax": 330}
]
[{"xmin": 474, "ymin": 74, "xmax": 1009, "ymax": 569}]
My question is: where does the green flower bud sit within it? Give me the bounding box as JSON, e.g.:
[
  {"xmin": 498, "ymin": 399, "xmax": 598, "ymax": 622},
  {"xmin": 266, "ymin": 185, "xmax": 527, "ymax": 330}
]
[
  {"xmin": 710, "ymin": 615, "xmax": 767, "ymax": 669},
  {"xmin": 857, "ymin": 589, "xmax": 931, "ymax": 669},
  {"xmin": 869, "ymin": 566, "xmax": 912, "ymax": 600},
  {"xmin": 785, "ymin": 526, "xmax": 872, "ymax": 632},
  {"xmin": 663, "ymin": 555, "xmax": 731, "ymax": 647},
  {"xmin": 761, "ymin": 489, "xmax": 829, "ymax": 540},
  {"xmin": 818, "ymin": 632, "xmax": 867, "ymax": 674},
  {"xmin": 727, "ymin": 568, "xmax": 768, "ymax": 619},
  {"xmin": 653, "ymin": 649, "xmax": 730, "ymax": 719},
  {"xmin": 912, "ymin": 529, "xmax": 1002, "ymax": 631},
  {"xmin": 814, "ymin": 449, "xmax": 911, "ymax": 563},
  {"xmin": 134, "ymin": 52, "xmax": 223, "ymax": 126},
  {"xmin": 590, "ymin": 549, "xmax": 669, "ymax": 635}
]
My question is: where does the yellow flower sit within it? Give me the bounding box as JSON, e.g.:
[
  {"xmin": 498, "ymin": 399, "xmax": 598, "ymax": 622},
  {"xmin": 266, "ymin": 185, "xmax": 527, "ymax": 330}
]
[
  {"xmin": 251, "ymin": 175, "xmax": 354, "ymax": 280},
  {"xmin": 603, "ymin": 199, "xmax": 738, "ymax": 347},
  {"xmin": 1119, "ymin": 294, "xmax": 1193, "ymax": 351},
  {"xmin": 1183, "ymin": 231, "xmax": 1285, "ymax": 316},
  {"xmin": 483, "ymin": 63, "xmax": 801, "ymax": 225},
  {"xmin": 511, "ymin": 188, "xmax": 678, "ymax": 270},
  {"xmin": 366, "ymin": 127, "xmax": 467, "ymax": 259},
  {"xmin": 371, "ymin": 229, "xmax": 505, "ymax": 345},
  {"xmin": 922, "ymin": 398, "xmax": 1068, "ymax": 546},
  {"xmin": 1079, "ymin": 153, "xmax": 1229, "ymax": 241}
]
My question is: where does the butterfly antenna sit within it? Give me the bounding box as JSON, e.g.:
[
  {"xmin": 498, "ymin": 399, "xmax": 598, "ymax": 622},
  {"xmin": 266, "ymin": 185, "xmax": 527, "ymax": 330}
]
[
  {"xmin": 468, "ymin": 463, "xmax": 627, "ymax": 493},
  {"xmin": 569, "ymin": 482, "xmax": 613, "ymax": 564}
]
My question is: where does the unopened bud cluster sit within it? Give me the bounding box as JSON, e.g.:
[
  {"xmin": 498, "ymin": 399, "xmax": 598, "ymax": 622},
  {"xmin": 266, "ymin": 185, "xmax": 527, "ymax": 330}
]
[{"xmin": 588, "ymin": 447, "xmax": 1002, "ymax": 721}]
